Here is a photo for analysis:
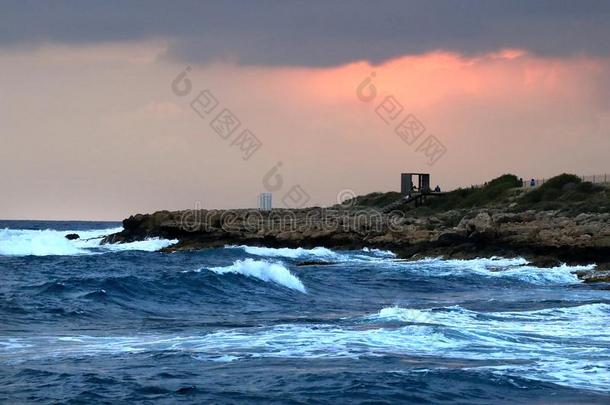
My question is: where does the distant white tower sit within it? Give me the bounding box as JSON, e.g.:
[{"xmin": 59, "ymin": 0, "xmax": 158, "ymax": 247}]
[{"xmin": 258, "ymin": 193, "xmax": 272, "ymax": 211}]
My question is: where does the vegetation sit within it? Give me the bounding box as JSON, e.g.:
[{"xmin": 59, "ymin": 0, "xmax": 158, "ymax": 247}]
[
  {"xmin": 517, "ymin": 173, "xmax": 609, "ymax": 214},
  {"xmin": 343, "ymin": 173, "xmax": 610, "ymax": 215},
  {"xmin": 423, "ymin": 174, "xmax": 522, "ymax": 211},
  {"xmin": 338, "ymin": 191, "xmax": 403, "ymax": 209},
  {"xmin": 520, "ymin": 174, "xmax": 582, "ymax": 204}
]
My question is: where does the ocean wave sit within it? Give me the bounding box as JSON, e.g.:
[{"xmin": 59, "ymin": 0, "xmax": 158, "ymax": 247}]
[
  {"xmin": 0, "ymin": 229, "xmax": 82, "ymax": 256},
  {"xmin": 203, "ymin": 259, "xmax": 306, "ymax": 293},
  {"xmin": 371, "ymin": 303, "xmax": 610, "ymax": 340},
  {"xmin": 229, "ymin": 248, "xmax": 588, "ymax": 285},
  {"xmin": 233, "ymin": 245, "xmax": 340, "ymax": 260},
  {"xmin": 0, "ymin": 227, "xmax": 176, "ymax": 256},
  {"xmin": 0, "ymin": 325, "xmax": 449, "ymax": 362},
  {"xmin": 360, "ymin": 247, "xmax": 397, "ymax": 257},
  {"xmin": 3, "ymin": 310, "xmax": 609, "ymax": 391},
  {"xmin": 232, "ymin": 245, "xmax": 397, "ymax": 263},
  {"xmin": 99, "ymin": 238, "xmax": 178, "ymax": 252},
  {"xmin": 404, "ymin": 257, "xmax": 587, "ymax": 284}
]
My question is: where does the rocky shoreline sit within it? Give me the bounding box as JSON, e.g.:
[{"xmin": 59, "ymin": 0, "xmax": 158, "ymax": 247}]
[{"xmin": 101, "ymin": 206, "xmax": 610, "ymax": 283}]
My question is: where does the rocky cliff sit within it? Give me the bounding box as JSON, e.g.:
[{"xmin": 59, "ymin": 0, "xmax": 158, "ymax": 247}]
[
  {"xmin": 101, "ymin": 206, "xmax": 610, "ymax": 281},
  {"xmin": 101, "ymin": 174, "xmax": 610, "ymax": 282}
]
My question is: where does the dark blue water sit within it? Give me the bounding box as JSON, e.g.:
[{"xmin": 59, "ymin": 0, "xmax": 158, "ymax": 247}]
[{"xmin": 1, "ymin": 221, "xmax": 609, "ymax": 404}]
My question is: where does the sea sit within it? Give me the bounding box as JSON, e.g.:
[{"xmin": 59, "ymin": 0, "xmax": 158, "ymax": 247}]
[{"xmin": 1, "ymin": 220, "xmax": 609, "ymax": 404}]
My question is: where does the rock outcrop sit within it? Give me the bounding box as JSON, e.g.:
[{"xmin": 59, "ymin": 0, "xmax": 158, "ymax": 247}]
[{"xmin": 101, "ymin": 207, "xmax": 610, "ymax": 280}]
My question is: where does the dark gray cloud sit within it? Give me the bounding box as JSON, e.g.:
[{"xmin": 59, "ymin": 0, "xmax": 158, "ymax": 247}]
[{"xmin": 2, "ymin": 0, "xmax": 610, "ymax": 66}]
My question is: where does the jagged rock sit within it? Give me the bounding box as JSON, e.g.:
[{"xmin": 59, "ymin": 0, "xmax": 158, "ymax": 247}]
[
  {"xmin": 579, "ymin": 271, "xmax": 610, "ymax": 283},
  {"xmin": 458, "ymin": 212, "xmax": 493, "ymax": 235},
  {"xmin": 472, "ymin": 212, "xmax": 493, "ymax": 233},
  {"xmin": 276, "ymin": 231, "xmax": 303, "ymax": 242},
  {"xmin": 575, "ymin": 213, "xmax": 593, "ymax": 223},
  {"xmin": 436, "ymin": 231, "xmax": 468, "ymax": 246},
  {"xmin": 491, "ymin": 213, "xmax": 517, "ymax": 224},
  {"xmin": 528, "ymin": 257, "xmax": 562, "ymax": 268},
  {"xmin": 99, "ymin": 206, "xmax": 610, "ymax": 279}
]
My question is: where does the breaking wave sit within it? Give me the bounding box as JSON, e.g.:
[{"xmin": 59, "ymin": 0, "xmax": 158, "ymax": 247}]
[
  {"xmin": 404, "ymin": 257, "xmax": 588, "ymax": 284},
  {"xmin": 233, "ymin": 245, "xmax": 397, "ymax": 263},
  {"xmin": 204, "ymin": 259, "xmax": 306, "ymax": 293},
  {"xmin": 360, "ymin": 247, "xmax": 397, "ymax": 257},
  {"xmin": 372, "ymin": 303, "xmax": 610, "ymax": 339},
  {"xmin": 4, "ymin": 302, "xmax": 609, "ymax": 391},
  {"xmin": 4, "ymin": 219, "xmax": 610, "ymax": 399},
  {"xmin": 236, "ymin": 245, "xmax": 338, "ymax": 260},
  {"xmin": 367, "ymin": 303, "xmax": 610, "ymax": 390},
  {"xmin": 98, "ymin": 237, "xmax": 178, "ymax": 253},
  {"xmin": 0, "ymin": 227, "xmax": 177, "ymax": 256},
  {"xmin": 228, "ymin": 248, "xmax": 589, "ymax": 285}
]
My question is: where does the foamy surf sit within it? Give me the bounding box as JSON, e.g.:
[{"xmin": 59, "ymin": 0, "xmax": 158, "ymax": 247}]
[
  {"xmin": 371, "ymin": 303, "xmax": 610, "ymax": 340},
  {"xmin": 0, "ymin": 227, "xmax": 177, "ymax": 256},
  {"xmin": 365, "ymin": 303, "xmax": 610, "ymax": 391},
  {"xmin": 228, "ymin": 247, "xmax": 589, "ymax": 284},
  {"xmin": 205, "ymin": 259, "xmax": 306, "ymax": 293},
  {"xmin": 360, "ymin": 247, "xmax": 397, "ymax": 257},
  {"xmin": 231, "ymin": 245, "xmax": 398, "ymax": 263},
  {"xmin": 233, "ymin": 245, "xmax": 340, "ymax": 260},
  {"xmin": 402, "ymin": 257, "xmax": 587, "ymax": 284},
  {"xmin": 4, "ymin": 308, "xmax": 609, "ymax": 391},
  {"xmin": 4, "ymin": 220, "xmax": 610, "ymax": 402},
  {"xmin": 99, "ymin": 237, "xmax": 179, "ymax": 252}
]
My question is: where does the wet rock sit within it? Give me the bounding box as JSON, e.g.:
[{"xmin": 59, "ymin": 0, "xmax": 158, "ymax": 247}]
[
  {"xmin": 436, "ymin": 231, "xmax": 468, "ymax": 246},
  {"xmin": 100, "ymin": 206, "xmax": 610, "ymax": 270},
  {"xmin": 528, "ymin": 257, "xmax": 562, "ymax": 268},
  {"xmin": 65, "ymin": 233, "xmax": 80, "ymax": 240},
  {"xmin": 457, "ymin": 212, "xmax": 494, "ymax": 236},
  {"xmin": 579, "ymin": 270, "xmax": 610, "ymax": 283}
]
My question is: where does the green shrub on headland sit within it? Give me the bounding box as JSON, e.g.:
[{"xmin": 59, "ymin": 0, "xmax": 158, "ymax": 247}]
[
  {"xmin": 518, "ymin": 173, "xmax": 608, "ymax": 214},
  {"xmin": 338, "ymin": 191, "xmax": 403, "ymax": 208},
  {"xmin": 345, "ymin": 173, "xmax": 609, "ymax": 215},
  {"xmin": 424, "ymin": 174, "xmax": 521, "ymax": 211},
  {"xmin": 520, "ymin": 174, "xmax": 582, "ymax": 204}
]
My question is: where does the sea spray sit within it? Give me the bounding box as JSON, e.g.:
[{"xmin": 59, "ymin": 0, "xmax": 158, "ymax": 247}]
[
  {"xmin": 206, "ymin": 258, "xmax": 306, "ymax": 293},
  {"xmin": 233, "ymin": 245, "xmax": 339, "ymax": 260},
  {"xmin": 0, "ymin": 227, "xmax": 176, "ymax": 256},
  {"xmin": 401, "ymin": 257, "xmax": 586, "ymax": 284}
]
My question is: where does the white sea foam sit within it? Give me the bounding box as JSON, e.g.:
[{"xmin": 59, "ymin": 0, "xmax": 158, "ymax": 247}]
[
  {"xmin": 369, "ymin": 302, "xmax": 610, "ymax": 391},
  {"xmin": 233, "ymin": 245, "xmax": 398, "ymax": 263},
  {"xmin": 0, "ymin": 228, "xmax": 90, "ymax": 256},
  {"xmin": 0, "ymin": 227, "xmax": 177, "ymax": 256},
  {"xmin": 372, "ymin": 303, "xmax": 610, "ymax": 340},
  {"xmin": 361, "ymin": 247, "xmax": 397, "ymax": 257},
  {"xmin": 232, "ymin": 247, "xmax": 590, "ymax": 284},
  {"xmin": 235, "ymin": 245, "xmax": 340, "ymax": 260},
  {"xmin": 205, "ymin": 259, "xmax": 306, "ymax": 293},
  {"xmin": 2, "ymin": 302, "xmax": 609, "ymax": 390},
  {"xmin": 100, "ymin": 238, "xmax": 178, "ymax": 252},
  {"xmin": 482, "ymin": 359, "xmax": 610, "ymax": 393},
  {"xmin": 0, "ymin": 325, "xmax": 452, "ymax": 362},
  {"xmin": 3, "ymin": 306, "xmax": 608, "ymax": 391},
  {"xmin": 403, "ymin": 257, "xmax": 587, "ymax": 284}
]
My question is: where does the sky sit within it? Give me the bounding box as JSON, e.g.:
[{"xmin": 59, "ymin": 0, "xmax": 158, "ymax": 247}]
[{"xmin": 1, "ymin": 0, "xmax": 610, "ymax": 220}]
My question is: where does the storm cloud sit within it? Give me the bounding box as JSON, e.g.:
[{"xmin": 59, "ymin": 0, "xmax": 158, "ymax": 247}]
[{"xmin": 2, "ymin": 0, "xmax": 610, "ymax": 66}]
